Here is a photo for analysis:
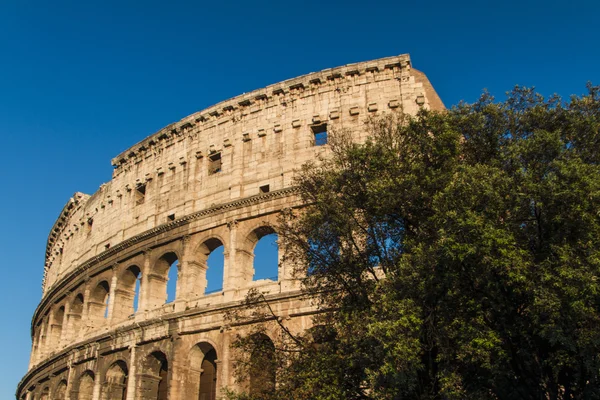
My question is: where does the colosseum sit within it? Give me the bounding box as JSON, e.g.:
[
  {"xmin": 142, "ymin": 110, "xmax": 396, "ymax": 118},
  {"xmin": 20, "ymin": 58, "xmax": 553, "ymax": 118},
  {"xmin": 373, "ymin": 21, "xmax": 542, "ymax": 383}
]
[{"xmin": 16, "ymin": 54, "xmax": 443, "ymax": 400}]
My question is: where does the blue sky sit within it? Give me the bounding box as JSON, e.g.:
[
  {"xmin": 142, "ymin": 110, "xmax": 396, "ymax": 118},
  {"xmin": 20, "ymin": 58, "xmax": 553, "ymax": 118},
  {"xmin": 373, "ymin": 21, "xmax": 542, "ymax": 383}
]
[{"xmin": 1, "ymin": 0, "xmax": 599, "ymax": 397}]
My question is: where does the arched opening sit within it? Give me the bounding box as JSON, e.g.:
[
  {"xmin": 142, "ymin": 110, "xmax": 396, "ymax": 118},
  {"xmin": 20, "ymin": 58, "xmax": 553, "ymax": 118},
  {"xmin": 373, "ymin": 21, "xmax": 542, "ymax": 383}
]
[
  {"xmin": 55, "ymin": 380, "xmax": 67, "ymax": 400},
  {"xmin": 167, "ymin": 262, "xmax": 178, "ymax": 303},
  {"xmin": 67, "ymin": 294, "xmax": 84, "ymax": 341},
  {"xmin": 39, "ymin": 386, "xmax": 49, "ymax": 400},
  {"xmin": 134, "ymin": 272, "xmax": 142, "ymax": 311},
  {"xmin": 147, "ymin": 252, "xmax": 178, "ymax": 308},
  {"xmin": 249, "ymin": 333, "xmax": 276, "ymax": 396},
  {"xmin": 193, "ymin": 238, "xmax": 225, "ymax": 295},
  {"xmin": 51, "ymin": 305, "xmax": 65, "ymax": 348},
  {"xmin": 101, "ymin": 360, "xmax": 128, "ymax": 400},
  {"xmin": 188, "ymin": 343, "xmax": 218, "ymax": 400},
  {"xmin": 114, "ymin": 265, "xmax": 142, "ymax": 320},
  {"xmin": 252, "ymin": 228, "xmax": 279, "ymax": 281},
  {"xmin": 77, "ymin": 371, "xmax": 95, "ymax": 400},
  {"xmin": 205, "ymin": 239, "xmax": 224, "ymax": 294},
  {"xmin": 88, "ymin": 281, "xmax": 110, "ymax": 329},
  {"xmin": 141, "ymin": 351, "xmax": 168, "ymax": 400}
]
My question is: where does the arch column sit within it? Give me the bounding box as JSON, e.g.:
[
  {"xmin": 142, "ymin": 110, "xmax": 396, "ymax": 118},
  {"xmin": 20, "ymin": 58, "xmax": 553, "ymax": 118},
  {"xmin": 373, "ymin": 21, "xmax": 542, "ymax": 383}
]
[
  {"xmin": 168, "ymin": 339, "xmax": 186, "ymax": 399},
  {"xmin": 65, "ymin": 363, "xmax": 74, "ymax": 400},
  {"xmin": 30, "ymin": 327, "xmax": 41, "ymax": 367},
  {"xmin": 59, "ymin": 301, "xmax": 70, "ymax": 347},
  {"xmin": 181, "ymin": 260, "xmax": 207, "ymax": 299},
  {"xmin": 40, "ymin": 316, "xmax": 50, "ymax": 359},
  {"xmin": 139, "ymin": 250, "xmax": 152, "ymax": 311},
  {"xmin": 125, "ymin": 345, "xmax": 137, "ymax": 400},
  {"xmin": 178, "ymin": 236, "xmax": 200, "ymax": 300},
  {"xmin": 224, "ymin": 220, "xmax": 248, "ymax": 291},
  {"xmin": 107, "ymin": 265, "xmax": 119, "ymax": 322},
  {"xmin": 92, "ymin": 375, "xmax": 102, "ymax": 400},
  {"xmin": 79, "ymin": 282, "xmax": 92, "ymax": 338}
]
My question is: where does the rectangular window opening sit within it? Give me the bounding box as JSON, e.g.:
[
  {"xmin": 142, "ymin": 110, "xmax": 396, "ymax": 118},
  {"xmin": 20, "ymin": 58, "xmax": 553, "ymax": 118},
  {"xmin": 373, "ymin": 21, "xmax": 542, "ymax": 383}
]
[
  {"xmin": 208, "ymin": 153, "xmax": 222, "ymax": 175},
  {"xmin": 259, "ymin": 184, "xmax": 270, "ymax": 194},
  {"xmin": 311, "ymin": 123, "xmax": 328, "ymax": 146},
  {"xmin": 135, "ymin": 184, "xmax": 146, "ymax": 205}
]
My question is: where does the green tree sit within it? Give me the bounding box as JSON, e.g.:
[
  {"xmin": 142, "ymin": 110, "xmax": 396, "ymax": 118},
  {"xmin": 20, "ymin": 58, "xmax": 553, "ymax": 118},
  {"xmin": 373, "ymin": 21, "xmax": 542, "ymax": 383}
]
[{"xmin": 228, "ymin": 86, "xmax": 600, "ymax": 400}]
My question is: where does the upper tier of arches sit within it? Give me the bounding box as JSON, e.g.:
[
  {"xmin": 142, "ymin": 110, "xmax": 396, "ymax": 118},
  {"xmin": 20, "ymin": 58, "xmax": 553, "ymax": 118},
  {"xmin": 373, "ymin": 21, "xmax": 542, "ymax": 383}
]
[{"xmin": 41, "ymin": 53, "xmax": 442, "ymax": 294}]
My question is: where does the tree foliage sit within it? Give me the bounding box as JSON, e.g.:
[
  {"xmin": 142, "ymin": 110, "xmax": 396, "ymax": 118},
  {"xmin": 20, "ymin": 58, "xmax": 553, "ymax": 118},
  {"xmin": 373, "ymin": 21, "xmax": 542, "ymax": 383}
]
[{"xmin": 228, "ymin": 85, "xmax": 600, "ymax": 400}]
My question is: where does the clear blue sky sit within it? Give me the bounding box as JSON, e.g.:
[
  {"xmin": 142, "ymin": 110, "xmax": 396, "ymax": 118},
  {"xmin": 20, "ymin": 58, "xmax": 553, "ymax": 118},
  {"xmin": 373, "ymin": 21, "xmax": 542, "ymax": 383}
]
[{"xmin": 1, "ymin": 0, "xmax": 599, "ymax": 397}]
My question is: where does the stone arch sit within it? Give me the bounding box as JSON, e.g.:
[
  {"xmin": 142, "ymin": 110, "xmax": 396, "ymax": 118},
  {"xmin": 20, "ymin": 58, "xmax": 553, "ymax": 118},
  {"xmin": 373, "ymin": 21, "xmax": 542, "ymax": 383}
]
[
  {"xmin": 67, "ymin": 293, "xmax": 84, "ymax": 341},
  {"xmin": 113, "ymin": 264, "xmax": 142, "ymax": 321},
  {"xmin": 146, "ymin": 252, "xmax": 179, "ymax": 308},
  {"xmin": 248, "ymin": 332, "xmax": 276, "ymax": 396},
  {"xmin": 75, "ymin": 370, "xmax": 95, "ymax": 400},
  {"xmin": 238, "ymin": 224, "xmax": 280, "ymax": 286},
  {"xmin": 190, "ymin": 237, "xmax": 225, "ymax": 295},
  {"xmin": 88, "ymin": 280, "xmax": 110, "ymax": 330},
  {"xmin": 54, "ymin": 379, "xmax": 68, "ymax": 400},
  {"xmin": 101, "ymin": 360, "xmax": 128, "ymax": 400},
  {"xmin": 187, "ymin": 342, "xmax": 219, "ymax": 400},
  {"xmin": 39, "ymin": 386, "xmax": 50, "ymax": 400},
  {"xmin": 50, "ymin": 305, "xmax": 65, "ymax": 349},
  {"xmin": 249, "ymin": 225, "xmax": 279, "ymax": 282},
  {"xmin": 140, "ymin": 351, "xmax": 169, "ymax": 400}
]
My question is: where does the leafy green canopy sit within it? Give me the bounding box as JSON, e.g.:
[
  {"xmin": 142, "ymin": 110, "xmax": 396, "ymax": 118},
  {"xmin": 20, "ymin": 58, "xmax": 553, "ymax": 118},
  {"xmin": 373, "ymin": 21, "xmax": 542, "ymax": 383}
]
[{"xmin": 229, "ymin": 86, "xmax": 600, "ymax": 400}]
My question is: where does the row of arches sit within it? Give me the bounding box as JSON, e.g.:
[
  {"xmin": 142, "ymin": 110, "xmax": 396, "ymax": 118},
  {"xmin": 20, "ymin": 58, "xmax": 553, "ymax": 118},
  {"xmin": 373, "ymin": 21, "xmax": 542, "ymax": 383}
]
[
  {"xmin": 26, "ymin": 335, "xmax": 276, "ymax": 400},
  {"xmin": 32, "ymin": 226, "xmax": 280, "ymax": 366}
]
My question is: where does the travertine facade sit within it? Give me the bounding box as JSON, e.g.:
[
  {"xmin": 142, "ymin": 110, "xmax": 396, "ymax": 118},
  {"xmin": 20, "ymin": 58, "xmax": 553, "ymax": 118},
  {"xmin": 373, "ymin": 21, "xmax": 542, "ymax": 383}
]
[{"xmin": 17, "ymin": 54, "xmax": 443, "ymax": 400}]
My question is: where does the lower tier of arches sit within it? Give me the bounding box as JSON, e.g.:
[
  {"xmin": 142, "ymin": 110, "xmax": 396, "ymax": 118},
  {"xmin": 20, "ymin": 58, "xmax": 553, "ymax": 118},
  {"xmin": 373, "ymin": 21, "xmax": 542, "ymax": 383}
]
[{"xmin": 18, "ymin": 293, "xmax": 314, "ymax": 400}]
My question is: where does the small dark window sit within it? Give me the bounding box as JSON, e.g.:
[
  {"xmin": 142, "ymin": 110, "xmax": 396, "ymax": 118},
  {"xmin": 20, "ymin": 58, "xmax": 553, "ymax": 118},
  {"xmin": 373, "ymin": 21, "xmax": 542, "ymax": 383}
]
[
  {"xmin": 105, "ymin": 243, "xmax": 110, "ymax": 250},
  {"xmin": 208, "ymin": 153, "xmax": 222, "ymax": 175},
  {"xmin": 167, "ymin": 214, "xmax": 175, "ymax": 221},
  {"xmin": 135, "ymin": 184, "xmax": 146, "ymax": 205},
  {"xmin": 311, "ymin": 123, "xmax": 328, "ymax": 146},
  {"xmin": 259, "ymin": 184, "xmax": 270, "ymax": 194}
]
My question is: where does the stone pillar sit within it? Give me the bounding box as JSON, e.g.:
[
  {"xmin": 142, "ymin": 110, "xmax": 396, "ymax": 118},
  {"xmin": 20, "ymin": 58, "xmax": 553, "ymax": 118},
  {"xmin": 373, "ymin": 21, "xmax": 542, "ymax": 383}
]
[
  {"xmin": 145, "ymin": 273, "xmax": 168, "ymax": 309},
  {"xmin": 65, "ymin": 362, "xmax": 74, "ymax": 400},
  {"xmin": 168, "ymin": 338, "xmax": 184, "ymax": 400},
  {"xmin": 219, "ymin": 333, "xmax": 232, "ymax": 392},
  {"xmin": 107, "ymin": 265, "xmax": 119, "ymax": 322},
  {"xmin": 175, "ymin": 236, "xmax": 191, "ymax": 301},
  {"xmin": 29, "ymin": 328, "xmax": 40, "ymax": 367},
  {"xmin": 125, "ymin": 345, "xmax": 137, "ymax": 400},
  {"xmin": 66, "ymin": 312, "xmax": 82, "ymax": 343},
  {"xmin": 40, "ymin": 317, "xmax": 50, "ymax": 360},
  {"xmin": 113, "ymin": 287, "xmax": 135, "ymax": 321},
  {"xmin": 183, "ymin": 261, "xmax": 207, "ymax": 299},
  {"xmin": 60, "ymin": 301, "xmax": 71, "ymax": 348},
  {"xmin": 215, "ymin": 358, "xmax": 224, "ymax": 399},
  {"xmin": 223, "ymin": 220, "xmax": 238, "ymax": 291},
  {"xmin": 91, "ymin": 372, "xmax": 102, "ymax": 400},
  {"xmin": 139, "ymin": 250, "xmax": 152, "ymax": 311},
  {"xmin": 79, "ymin": 282, "xmax": 92, "ymax": 338}
]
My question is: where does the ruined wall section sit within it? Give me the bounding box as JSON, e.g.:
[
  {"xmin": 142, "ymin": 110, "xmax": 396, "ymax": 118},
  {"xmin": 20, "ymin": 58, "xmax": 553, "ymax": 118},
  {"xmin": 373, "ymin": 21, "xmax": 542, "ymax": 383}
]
[
  {"xmin": 42, "ymin": 54, "xmax": 442, "ymax": 294},
  {"xmin": 21, "ymin": 55, "xmax": 446, "ymax": 400}
]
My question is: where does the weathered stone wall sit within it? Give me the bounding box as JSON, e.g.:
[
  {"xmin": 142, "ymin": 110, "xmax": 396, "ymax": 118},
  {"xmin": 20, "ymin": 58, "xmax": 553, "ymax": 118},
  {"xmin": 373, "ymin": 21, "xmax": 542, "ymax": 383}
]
[{"xmin": 17, "ymin": 54, "xmax": 443, "ymax": 400}]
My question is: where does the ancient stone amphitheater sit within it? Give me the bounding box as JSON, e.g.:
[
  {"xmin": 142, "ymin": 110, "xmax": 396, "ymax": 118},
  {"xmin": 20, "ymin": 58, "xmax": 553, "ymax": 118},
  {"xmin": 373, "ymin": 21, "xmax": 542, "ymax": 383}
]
[{"xmin": 17, "ymin": 54, "xmax": 443, "ymax": 400}]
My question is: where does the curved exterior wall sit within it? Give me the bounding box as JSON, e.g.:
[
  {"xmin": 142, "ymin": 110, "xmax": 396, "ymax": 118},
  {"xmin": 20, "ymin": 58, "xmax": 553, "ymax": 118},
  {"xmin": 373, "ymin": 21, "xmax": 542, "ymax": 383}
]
[{"xmin": 17, "ymin": 54, "xmax": 443, "ymax": 400}]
